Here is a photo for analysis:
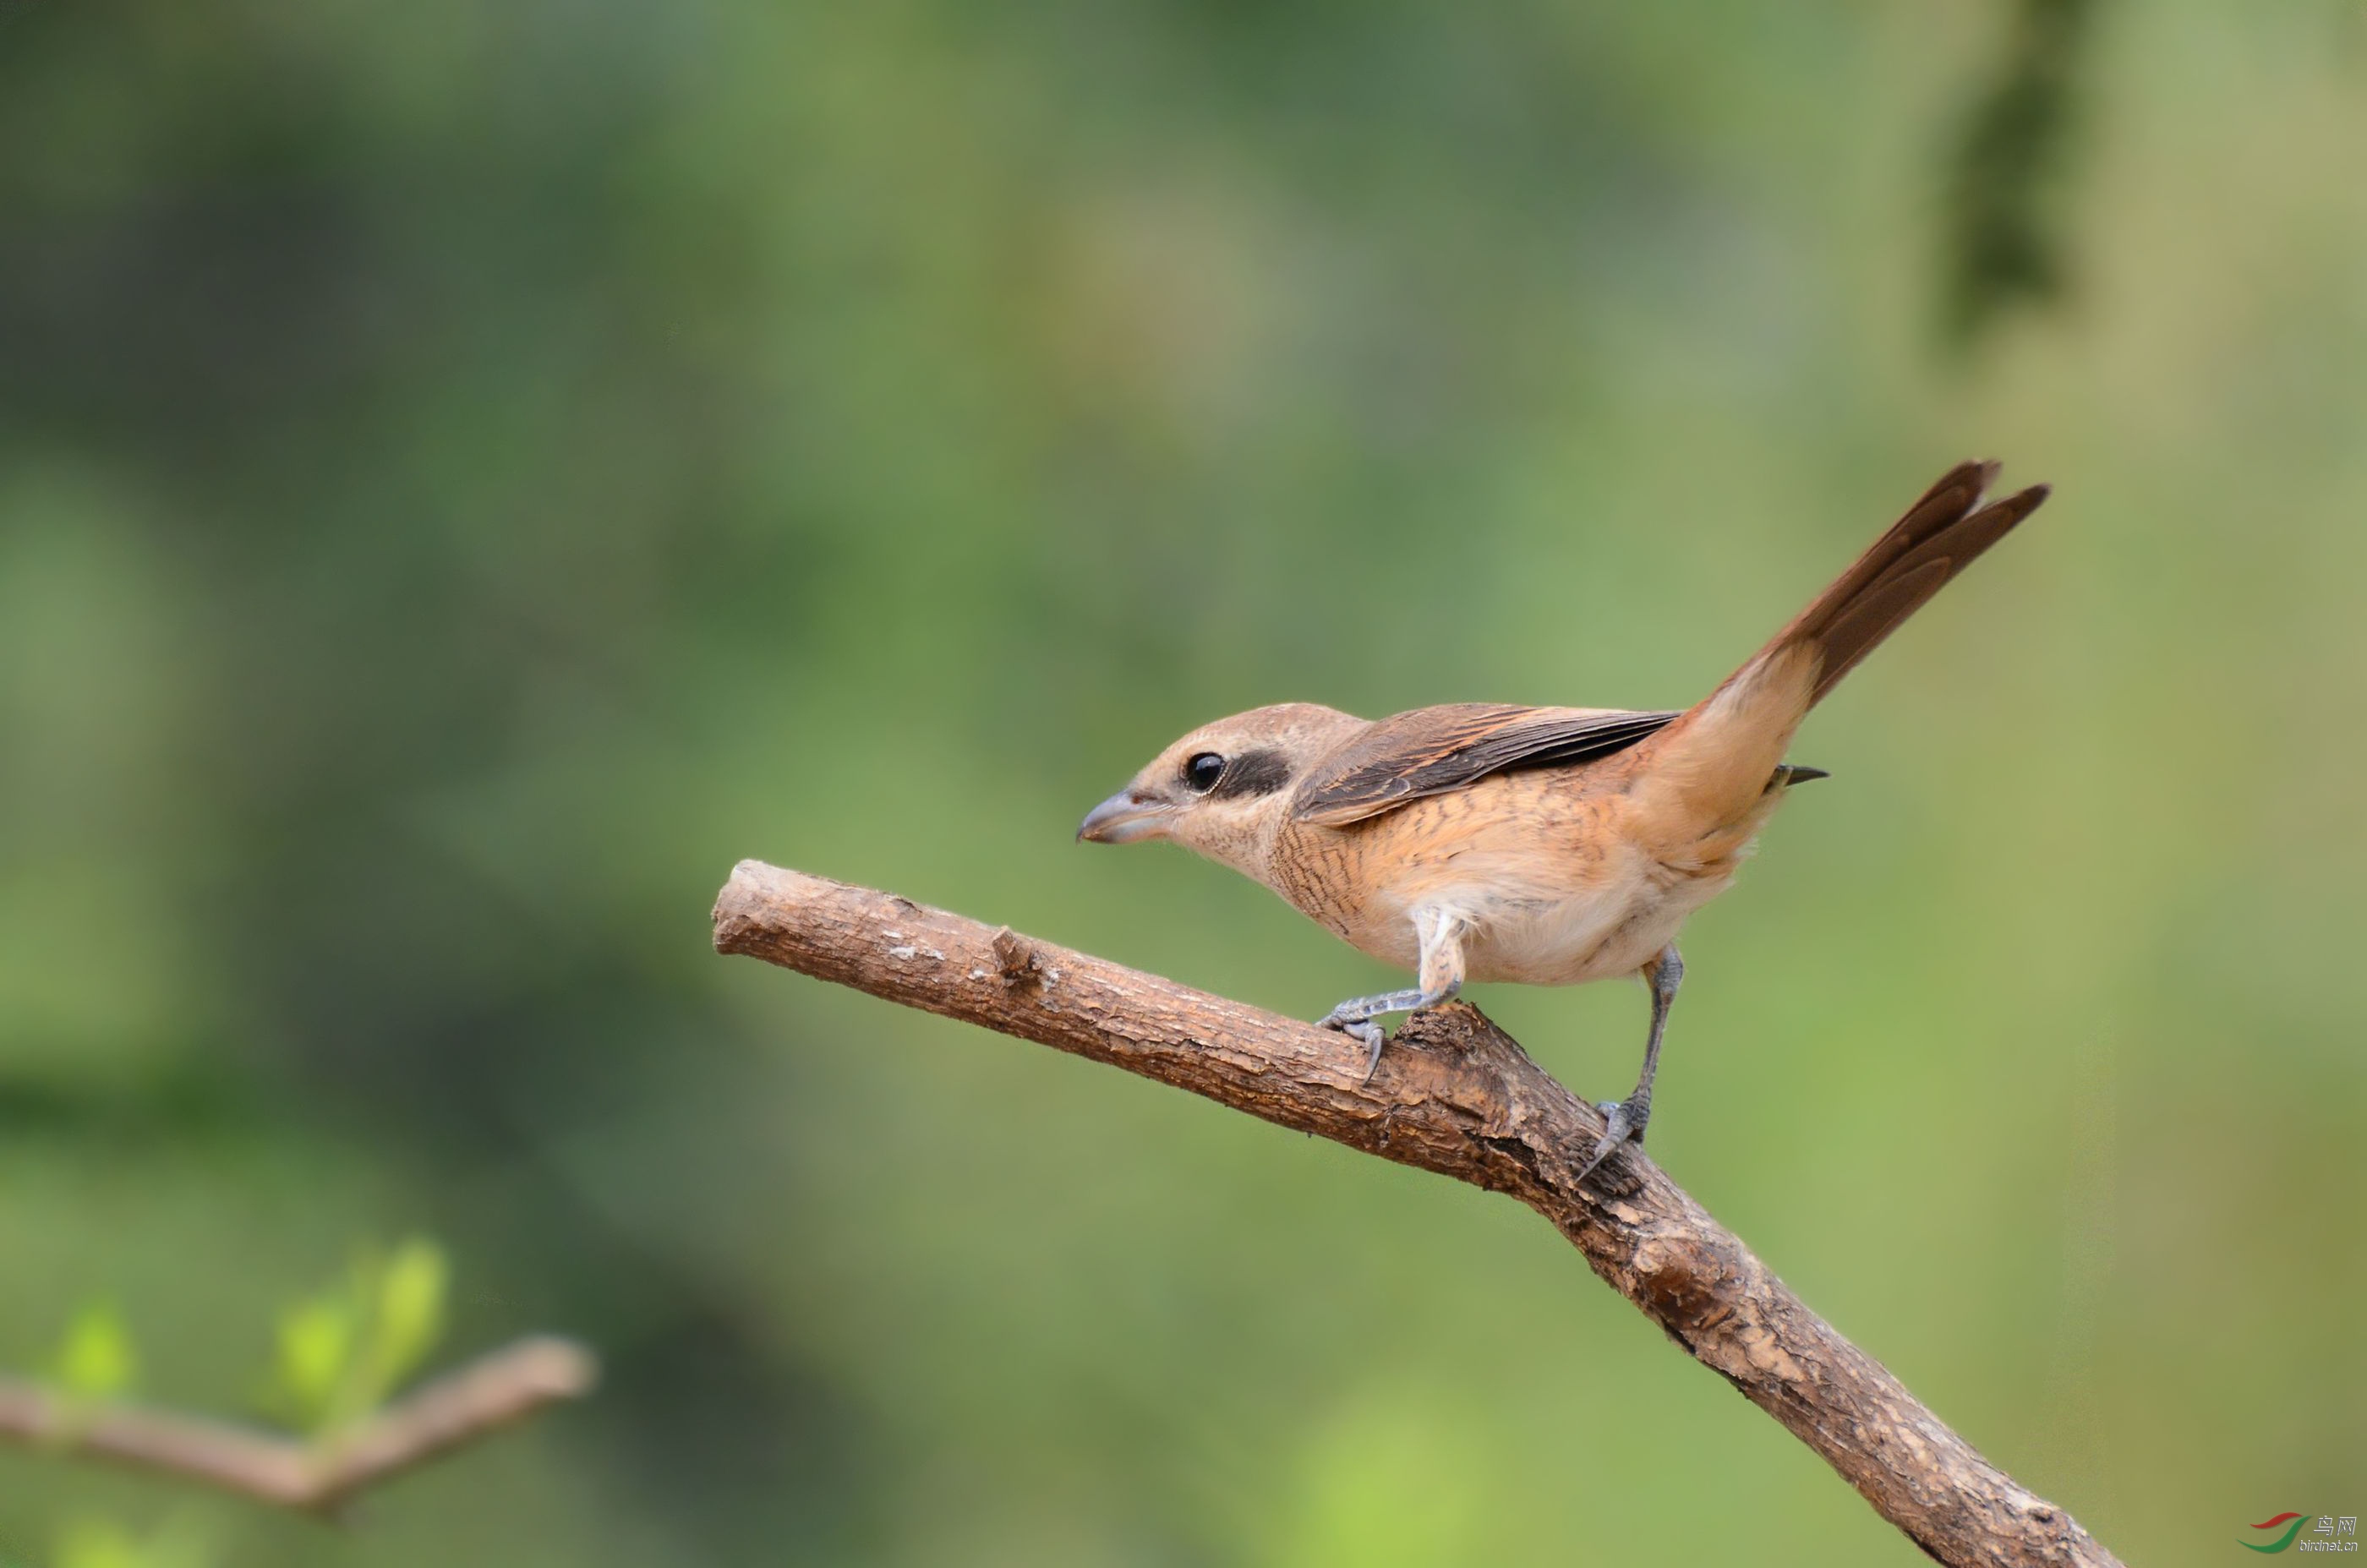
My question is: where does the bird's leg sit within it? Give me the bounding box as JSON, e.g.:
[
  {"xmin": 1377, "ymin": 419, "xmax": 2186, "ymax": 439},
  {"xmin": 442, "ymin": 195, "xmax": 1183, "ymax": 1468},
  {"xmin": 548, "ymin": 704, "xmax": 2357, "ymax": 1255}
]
[
  {"xmin": 1580, "ymin": 944, "xmax": 1683, "ymax": 1180},
  {"xmin": 1318, "ymin": 908, "xmax": 1469, "ymax": 1082}
]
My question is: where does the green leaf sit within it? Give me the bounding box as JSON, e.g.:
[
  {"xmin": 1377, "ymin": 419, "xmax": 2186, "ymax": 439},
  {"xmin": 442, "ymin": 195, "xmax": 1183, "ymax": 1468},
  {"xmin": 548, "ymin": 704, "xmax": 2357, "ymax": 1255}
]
[
  {"xmin": 265, "ymin": 1235, "xmax": 454, "ymax": 1437},
  {"xmin": 52, "ymin": 1518, "xmax": 143, "ymax": 1568},
  {"xmin": 51, "ymin": 1301, "xmax": 137, "ymax": 1403},
  {"xmin": 271, "ymin": 1296, "xmax": 355, "ymax": 1432},
  {"xmin": 53, "ymin": 1514, "xmax": 211, "ymax": 1568},
  {"xmin": 370, "ymin": 1237, "xmax": 448, "ymax": 1396}
]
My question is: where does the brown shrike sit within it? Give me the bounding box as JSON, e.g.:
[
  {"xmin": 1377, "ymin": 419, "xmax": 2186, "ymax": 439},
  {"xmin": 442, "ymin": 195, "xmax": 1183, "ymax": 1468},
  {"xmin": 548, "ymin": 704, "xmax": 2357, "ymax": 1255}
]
[{"xmin": 1078, "ymin": 462, "xmax": 2050, "ymax": 1176}]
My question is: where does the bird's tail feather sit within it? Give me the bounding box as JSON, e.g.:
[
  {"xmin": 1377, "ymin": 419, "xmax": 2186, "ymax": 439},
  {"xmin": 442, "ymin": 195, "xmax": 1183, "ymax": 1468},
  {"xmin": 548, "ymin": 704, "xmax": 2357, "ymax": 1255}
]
[
  {"xmin": 1631, "ymin": 462, "xmax": 2049, "ymax": 841},
  {"xmin": 1758, "ymin": 460, "xmax": 2049, "ymax": 709}
]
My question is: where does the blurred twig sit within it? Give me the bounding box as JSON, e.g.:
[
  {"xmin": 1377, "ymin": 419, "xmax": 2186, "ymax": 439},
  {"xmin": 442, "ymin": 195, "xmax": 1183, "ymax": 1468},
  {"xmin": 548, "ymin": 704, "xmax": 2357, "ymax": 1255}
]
[
  {"xmin": 714, "ymin": 860, "xmax": 2126, "ymax": 1568},
  {"xmin": 0, "ymin": 1336, "xmax": 595, "ymax": 1513}
]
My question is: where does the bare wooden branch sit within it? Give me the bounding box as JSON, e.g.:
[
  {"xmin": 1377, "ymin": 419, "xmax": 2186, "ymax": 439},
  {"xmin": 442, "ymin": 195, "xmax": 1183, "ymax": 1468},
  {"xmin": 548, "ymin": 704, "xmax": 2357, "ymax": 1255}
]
[
  {"xmin": 713, "ymin": 860, "xmax": 2124, "ymax": 1568},
  {"xmin": 0, "ymin": 1336, "xmax": 596, "ymax": 1512}
]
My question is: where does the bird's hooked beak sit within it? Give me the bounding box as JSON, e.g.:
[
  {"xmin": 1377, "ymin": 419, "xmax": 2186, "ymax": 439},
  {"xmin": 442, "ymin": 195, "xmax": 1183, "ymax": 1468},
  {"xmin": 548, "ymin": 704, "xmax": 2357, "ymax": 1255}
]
[{"xmin": 1077, "ymin": 788, "xmax": 1176, "ymax": 844}]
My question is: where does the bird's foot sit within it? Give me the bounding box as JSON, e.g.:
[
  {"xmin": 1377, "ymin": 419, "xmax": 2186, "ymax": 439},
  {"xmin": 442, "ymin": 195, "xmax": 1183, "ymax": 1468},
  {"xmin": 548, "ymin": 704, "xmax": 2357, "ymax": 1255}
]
[
  {"xmin": 1318, "ymin": 1009, "xmax": 1391, "ymax": 1082},
  {"xmin": 1318, "ymin": 987, "xmax": 1434, "ymax": 1083},
  {"xmin": 1577, "ymin": 1095, "xmax": 1650, "ymax": 1181}
]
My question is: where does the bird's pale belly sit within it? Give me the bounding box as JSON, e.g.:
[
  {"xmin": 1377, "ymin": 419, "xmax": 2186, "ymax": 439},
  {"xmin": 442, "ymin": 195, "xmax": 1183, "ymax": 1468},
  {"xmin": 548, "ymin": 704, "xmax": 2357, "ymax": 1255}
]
[
  {"xmin": 1459, "ymin": 860, "xmax": 1730, "ymax": 986},
  {"xmin": 1332, "ymin": 848, "xmax": 1736, "ymax": 988},
  {"xmin": 1269, "ymin": 763, "xmax": 1779, "ymax": 989}
]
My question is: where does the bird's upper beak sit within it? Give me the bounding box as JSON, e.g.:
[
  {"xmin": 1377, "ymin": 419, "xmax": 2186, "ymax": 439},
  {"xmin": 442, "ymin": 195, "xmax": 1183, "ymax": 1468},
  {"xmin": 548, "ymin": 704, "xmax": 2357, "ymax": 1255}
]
[{"xmin": 1076, "ymin": 788, "xmax": 1175, "ymax": 844}]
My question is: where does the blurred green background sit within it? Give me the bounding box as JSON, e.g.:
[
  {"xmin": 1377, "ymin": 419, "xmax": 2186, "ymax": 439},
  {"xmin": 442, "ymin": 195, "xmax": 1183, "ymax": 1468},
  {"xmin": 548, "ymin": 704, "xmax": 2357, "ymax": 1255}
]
[{"xmin": 3, "ymin": 0, "xmax": 2362, "ymax": 1562}]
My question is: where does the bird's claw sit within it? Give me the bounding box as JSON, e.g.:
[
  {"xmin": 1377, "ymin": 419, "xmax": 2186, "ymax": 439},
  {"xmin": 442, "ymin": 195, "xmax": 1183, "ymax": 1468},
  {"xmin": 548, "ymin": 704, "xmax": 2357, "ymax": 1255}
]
[
  {"xmin": 1577, "ymin": 1095, "xmax": 1650, "ymax": 1182},
  {"xmin": 1319, "ymin": 1011, "xmax": 1390, "ymax": 1082}
]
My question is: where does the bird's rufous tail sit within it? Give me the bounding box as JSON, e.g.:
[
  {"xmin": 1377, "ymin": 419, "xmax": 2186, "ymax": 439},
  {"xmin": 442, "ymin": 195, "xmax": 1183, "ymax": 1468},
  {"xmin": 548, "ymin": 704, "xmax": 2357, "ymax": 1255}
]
[{"xmin": 1632, "ymin": 461, "xmax": 2050, "ymax": 839}]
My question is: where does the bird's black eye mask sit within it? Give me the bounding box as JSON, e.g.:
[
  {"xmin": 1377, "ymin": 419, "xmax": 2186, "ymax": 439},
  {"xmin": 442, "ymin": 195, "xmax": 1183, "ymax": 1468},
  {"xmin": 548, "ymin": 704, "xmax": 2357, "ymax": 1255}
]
[{"xmin": 1201, "ymin": 748, "xmax": 1293, "ymax": 800}]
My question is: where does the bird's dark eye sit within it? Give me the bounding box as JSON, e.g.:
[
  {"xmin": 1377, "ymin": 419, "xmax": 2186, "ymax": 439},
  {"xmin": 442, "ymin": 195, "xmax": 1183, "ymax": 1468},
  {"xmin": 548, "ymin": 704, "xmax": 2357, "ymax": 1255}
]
[{"xmin": 1184, "ymin": 752, "xmax": 1226, "ymax": 793}]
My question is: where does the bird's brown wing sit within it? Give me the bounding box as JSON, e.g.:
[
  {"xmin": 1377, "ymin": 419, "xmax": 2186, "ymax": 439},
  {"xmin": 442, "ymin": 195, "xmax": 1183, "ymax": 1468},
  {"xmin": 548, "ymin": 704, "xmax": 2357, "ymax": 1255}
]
[{"xmin": 1291, "ymin": 703, "xmax": 1681, "ymax": 828}]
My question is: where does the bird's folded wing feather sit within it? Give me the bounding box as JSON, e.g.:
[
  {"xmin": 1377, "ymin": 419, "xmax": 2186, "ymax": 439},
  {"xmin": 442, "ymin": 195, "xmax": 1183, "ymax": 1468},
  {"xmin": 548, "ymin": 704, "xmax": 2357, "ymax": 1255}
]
[{"xmin": 1291, "ymin": 703, "xmax": 1681, "ymax": 827}]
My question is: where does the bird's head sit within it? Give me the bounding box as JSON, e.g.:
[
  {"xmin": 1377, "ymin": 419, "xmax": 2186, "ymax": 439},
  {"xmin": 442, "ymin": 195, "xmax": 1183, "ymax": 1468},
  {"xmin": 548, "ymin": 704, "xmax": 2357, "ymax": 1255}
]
[{"xmin": 1076, "ymin": 702, "xmax": 1365, "ymax": 877}]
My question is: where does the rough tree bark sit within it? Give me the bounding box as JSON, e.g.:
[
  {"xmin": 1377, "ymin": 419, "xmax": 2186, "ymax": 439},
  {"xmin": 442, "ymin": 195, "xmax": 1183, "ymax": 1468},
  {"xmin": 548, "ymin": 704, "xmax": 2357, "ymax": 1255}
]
[{"xmin": 713, "ymin": 860, "xmax": 2124, "ymax": 1568}]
